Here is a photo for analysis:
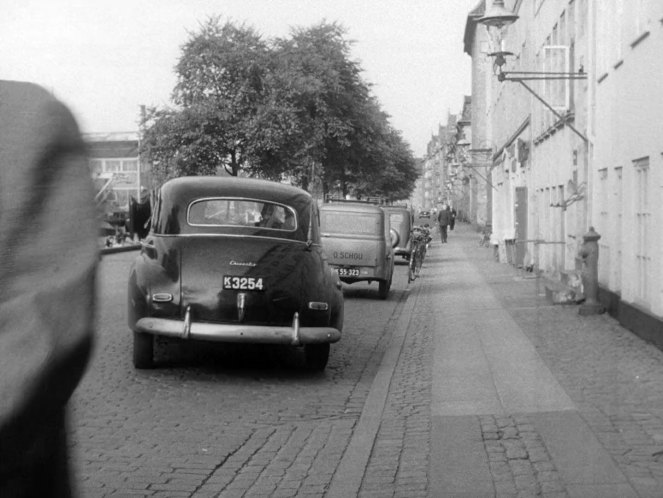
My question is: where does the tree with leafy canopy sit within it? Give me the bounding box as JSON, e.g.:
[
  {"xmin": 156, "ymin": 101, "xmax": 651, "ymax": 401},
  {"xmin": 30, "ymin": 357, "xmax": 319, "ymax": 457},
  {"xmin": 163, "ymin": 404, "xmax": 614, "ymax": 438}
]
[
  {"xmin": 263, "ymin": 22, "xmax": 369, "ymax": 191},
  {"xmin": 141, "ymin": 17, "xmax": 270, "ymax": 181},
  {"xmin": 140, "ymin": 17, "xmax": 419, "ymax": 201}
]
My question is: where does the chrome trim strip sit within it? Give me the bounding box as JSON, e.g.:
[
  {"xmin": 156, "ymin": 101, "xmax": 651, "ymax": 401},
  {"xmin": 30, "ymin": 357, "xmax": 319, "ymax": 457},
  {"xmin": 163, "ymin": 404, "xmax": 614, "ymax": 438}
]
[
  {"xmin": 182, "ymin": 306, "xmax": 192, "ymax": 339},
  {"xmin": 237, "ymin": 293, "xmax": 246, "ymax": 322},
  {"xmin": 149, "ymin": 233, "xmax": 307, "ymax": 244},
  {"xmin": 292, "ymin": 312, "xmax": 300, "ymax": 345}
]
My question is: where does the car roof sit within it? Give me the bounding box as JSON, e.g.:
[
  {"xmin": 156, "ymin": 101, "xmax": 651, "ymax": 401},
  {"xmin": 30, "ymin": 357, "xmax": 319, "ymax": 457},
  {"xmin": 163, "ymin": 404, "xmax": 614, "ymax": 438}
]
[
  {"xmin": 319, "ymin": 202, "xmax": 385, "ymax": 214},
  {"xmin": 382, "ymin": 205, "xmax": 412, "ymax": 212},
  {"xmin": 161, "ymin": 176, "xmax": 312, "ymax": 207}
]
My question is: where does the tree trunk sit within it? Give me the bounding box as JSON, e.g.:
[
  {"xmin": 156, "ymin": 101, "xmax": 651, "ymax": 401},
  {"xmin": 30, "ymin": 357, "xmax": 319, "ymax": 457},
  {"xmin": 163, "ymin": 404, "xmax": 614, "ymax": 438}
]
[
  {"xmin": 341, "ymin": 170, "xmax": 348, "ymax": 198},
  {"xmin": 229, "ymin": 150, "xmax": 239, "ymax": 176}
]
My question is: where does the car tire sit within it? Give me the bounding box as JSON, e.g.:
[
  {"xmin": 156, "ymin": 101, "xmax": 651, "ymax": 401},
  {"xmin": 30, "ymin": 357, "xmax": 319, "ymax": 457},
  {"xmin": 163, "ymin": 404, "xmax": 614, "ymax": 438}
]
[
  {"xmin": 133, "ymin": 331, "xmax": 155, "ymax": 369},
  {"xmin": 378, "ymin": 279, "xmax": 389, "ymax": 300},
  {"xmin": 303, "ymin": 343, "xmax": 330, "ymax": 371}
]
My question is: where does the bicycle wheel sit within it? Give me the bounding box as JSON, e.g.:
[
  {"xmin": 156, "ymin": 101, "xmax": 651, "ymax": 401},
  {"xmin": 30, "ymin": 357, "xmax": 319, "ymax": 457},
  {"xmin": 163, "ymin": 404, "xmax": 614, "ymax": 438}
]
[
  {"xmin": 408, "ymin": 248, "xmax": 417, "ymax": 283},
  {"xmin": 415, "ymin": 246, "xmax": 423, "ymax": 277}
]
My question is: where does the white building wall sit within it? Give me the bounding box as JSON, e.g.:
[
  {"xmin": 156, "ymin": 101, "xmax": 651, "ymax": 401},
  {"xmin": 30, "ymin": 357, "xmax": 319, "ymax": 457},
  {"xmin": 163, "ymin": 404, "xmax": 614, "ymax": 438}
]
[
  {"xmin": 484, "ymin": 0, "xmax": 588, "ymax": 272},
  {"xmin": 592, "ymin": 0, "xmax": 663, "ymax": 317}
]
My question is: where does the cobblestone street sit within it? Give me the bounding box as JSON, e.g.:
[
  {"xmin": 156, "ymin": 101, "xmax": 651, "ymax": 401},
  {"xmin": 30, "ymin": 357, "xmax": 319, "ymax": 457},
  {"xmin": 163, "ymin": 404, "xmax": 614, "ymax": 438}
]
[{"xmin": 69, "ymin": 223, "xmax": 663, "ymax": 497}]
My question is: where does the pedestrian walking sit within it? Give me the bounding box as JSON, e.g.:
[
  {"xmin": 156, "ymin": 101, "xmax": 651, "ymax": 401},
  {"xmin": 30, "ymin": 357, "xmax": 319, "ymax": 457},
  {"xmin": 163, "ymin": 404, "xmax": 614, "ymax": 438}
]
[
  {"xmin": 449, "ymin": 207, "xmax": 457, "ymax": 231},
  {"xmin": 437, "ymin": 204, "xmax": 452, "ymax": 243},
  {"xmin": 0, "ymin": 80, "xmax": 98, "ymax": 497}
]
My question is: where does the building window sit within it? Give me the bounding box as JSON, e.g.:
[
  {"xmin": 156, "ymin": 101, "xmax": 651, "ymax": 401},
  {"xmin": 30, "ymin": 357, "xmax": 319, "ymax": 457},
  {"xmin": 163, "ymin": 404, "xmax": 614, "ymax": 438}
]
[
  {"xmin": 613, "ymin": 166, "xmax": 623, "ymax": 291},
  {"xmin": 544, "ymin": 46, "xmax": 570, "ymax": 111},
  {"xmin": 629, "ymin": 0, "xmax": 648, "ymax": 43},
  {"xmin": 577, "ymin": 0, "xmax": 586, "ymax": 39},
  {"xmin": 90, "ymin": 159, "xmax": 103, "ymax": 176},
  {"xmin": 535, "ymin": 0, "xmax": 547, "ymax": 14},
  {"xmin": 598, "ymin": 168, "xmax": 609, "ymax": 284},
  {"xmin": 105, "ymin": 160, "xmax": 122, "ymax": 173},
  {"xmin": 614, "ymin": 0, "xmax": 624, "ymax": 62},
  {"xmin": 90, "ymin": 157, "xmax": 141, "ymax": 210},
  {"xmin": 633, "ymin": 157, "xmax": 650, "ymax": 304}
]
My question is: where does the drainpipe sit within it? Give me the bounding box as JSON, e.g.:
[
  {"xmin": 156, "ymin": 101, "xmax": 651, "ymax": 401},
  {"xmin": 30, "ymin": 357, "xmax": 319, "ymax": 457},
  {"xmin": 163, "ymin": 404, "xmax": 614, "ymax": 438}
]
[{"xmin": 586, "ymin": 0, "xmax": 597, "ymax": 228}]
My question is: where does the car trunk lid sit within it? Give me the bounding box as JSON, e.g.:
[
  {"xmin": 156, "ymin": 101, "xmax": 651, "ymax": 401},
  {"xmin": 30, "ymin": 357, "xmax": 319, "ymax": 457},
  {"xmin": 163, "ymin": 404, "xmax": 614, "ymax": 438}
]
[{"xmin": 179, "ymin": 236, "xmax": 307, "ymax": 325}]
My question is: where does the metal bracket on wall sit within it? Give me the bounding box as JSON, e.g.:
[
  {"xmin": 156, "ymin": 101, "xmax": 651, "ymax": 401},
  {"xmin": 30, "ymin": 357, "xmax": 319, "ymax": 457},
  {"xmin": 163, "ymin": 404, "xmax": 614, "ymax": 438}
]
[
  {"xmin": 497, "ymin": 73, "xmax": 589, "ymax": 144},
  {"xmin": 464, "ymin": 164, "xmax": 499, "ymax": 191}
]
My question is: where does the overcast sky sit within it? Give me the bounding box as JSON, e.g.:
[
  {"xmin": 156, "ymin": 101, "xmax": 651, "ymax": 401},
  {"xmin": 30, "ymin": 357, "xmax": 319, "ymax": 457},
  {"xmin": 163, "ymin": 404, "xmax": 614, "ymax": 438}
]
[{"xmin": 2, "ymin": 0, "xmax": 480, "ymax": 157}]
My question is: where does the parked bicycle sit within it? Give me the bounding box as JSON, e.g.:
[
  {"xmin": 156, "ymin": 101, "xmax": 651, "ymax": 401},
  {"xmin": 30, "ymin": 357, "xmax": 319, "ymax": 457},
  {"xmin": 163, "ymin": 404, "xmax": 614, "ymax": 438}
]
[{"xmin": 408, "ymin": 225, "xmax": 432, "ymax": 283}]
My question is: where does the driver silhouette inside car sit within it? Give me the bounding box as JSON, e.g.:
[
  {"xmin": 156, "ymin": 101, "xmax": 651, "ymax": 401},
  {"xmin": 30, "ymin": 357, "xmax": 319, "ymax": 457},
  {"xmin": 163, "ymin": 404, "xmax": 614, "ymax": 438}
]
[{"xmin": 257, "ymin": 204, "xmax": 283, "ymax": 229}]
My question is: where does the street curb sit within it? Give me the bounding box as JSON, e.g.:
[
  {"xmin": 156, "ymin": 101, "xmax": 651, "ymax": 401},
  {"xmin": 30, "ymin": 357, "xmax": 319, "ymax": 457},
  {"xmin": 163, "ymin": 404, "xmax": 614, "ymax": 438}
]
[
  {"xmin": 326, "ymin": 281, "xmax": 421, "ymax": 497},
  {"xmin": 99, "ymin": 244, "xmax": 141, "ymax": 256}
]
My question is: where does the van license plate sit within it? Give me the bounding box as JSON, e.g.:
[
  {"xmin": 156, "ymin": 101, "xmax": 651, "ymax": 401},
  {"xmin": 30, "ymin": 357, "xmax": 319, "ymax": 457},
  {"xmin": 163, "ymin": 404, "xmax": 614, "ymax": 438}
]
[{"xmin": 337, "ymin": 267, "xmax": 360, "ymax": 277}]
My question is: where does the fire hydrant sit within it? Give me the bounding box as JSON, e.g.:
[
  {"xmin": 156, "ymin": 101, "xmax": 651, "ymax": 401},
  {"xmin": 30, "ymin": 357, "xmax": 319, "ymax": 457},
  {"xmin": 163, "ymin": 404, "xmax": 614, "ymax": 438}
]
[{"xmin": 578, "ymin": 227, "xmax": 605, "ymax": 316}]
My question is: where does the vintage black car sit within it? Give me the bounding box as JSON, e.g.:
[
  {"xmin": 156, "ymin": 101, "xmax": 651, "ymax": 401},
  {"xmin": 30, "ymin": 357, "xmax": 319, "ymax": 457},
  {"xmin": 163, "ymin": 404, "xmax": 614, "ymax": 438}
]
[{"xmin": 127, "ymin": 176, "xmax": 344, "ymax": 370}]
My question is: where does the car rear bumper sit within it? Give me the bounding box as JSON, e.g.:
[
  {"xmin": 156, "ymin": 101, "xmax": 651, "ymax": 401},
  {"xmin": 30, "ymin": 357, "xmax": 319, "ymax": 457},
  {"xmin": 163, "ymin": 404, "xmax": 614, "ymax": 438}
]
[{"xmin": 134, "ymin": 311, "xmax": 341, "ymax": 345}]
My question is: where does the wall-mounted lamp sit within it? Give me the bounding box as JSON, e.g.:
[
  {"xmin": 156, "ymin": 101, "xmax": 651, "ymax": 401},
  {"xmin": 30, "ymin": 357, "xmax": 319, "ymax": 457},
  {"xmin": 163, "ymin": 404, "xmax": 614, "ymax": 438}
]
[
  {"xmin": 478, "ymin": 0, "xmax": 519, "ymax": 28},
  {"xmin": 478, "ymin": 0, "xmax": 519, "ymax": 56},
  {"xmin": 476, "ymin": 0, "xmax": 589, "ymax": 143}
]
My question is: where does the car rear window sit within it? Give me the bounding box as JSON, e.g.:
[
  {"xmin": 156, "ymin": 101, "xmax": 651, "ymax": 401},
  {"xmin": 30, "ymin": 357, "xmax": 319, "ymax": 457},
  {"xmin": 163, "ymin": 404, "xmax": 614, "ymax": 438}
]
[
  {"xmin": 390, "ymin": 213, "xmax": 405, "ymax": 224},
  {"xmin": 320, "ymin": 211, "xmax": 380, "ymax": 235},
  {"xmin": 188, "ymin": 198, "xmax": 297, "ymax": 231}
]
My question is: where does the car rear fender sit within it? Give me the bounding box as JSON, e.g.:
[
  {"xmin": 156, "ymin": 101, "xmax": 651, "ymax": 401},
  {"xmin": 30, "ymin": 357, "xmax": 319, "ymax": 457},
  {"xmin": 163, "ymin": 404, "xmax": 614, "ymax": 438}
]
[{"xmin": 128, "ymin": 239, "xmax": 183, "ymax": 326}]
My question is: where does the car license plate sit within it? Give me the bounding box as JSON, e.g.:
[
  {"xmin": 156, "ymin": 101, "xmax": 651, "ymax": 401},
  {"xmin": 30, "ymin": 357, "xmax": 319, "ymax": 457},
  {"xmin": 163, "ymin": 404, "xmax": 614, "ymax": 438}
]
[
  {"xmin": 337, "ymin": 267, "xmax": 360, "ymax": 277},
  {"xmin": 223, "ymin": 276, "xmax": 265, "ymax": 291}
]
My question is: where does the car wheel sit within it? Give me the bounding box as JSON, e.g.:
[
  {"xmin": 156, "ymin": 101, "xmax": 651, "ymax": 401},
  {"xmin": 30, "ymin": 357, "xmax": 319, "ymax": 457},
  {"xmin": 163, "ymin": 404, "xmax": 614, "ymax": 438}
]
[
  {"xmin": 378, "ymin": 279, "xmax": 389, "ymax": 299},
  {"xmin": 390, "ymin": 228, "xmax": 400, "ymax": 248},
  {"xmin": 408, "ymin": 256, "xmax": 417, "ymax": 283},
  {"xmin": 133, "ymin": 331, "xmax": 155, "ymax": 369},
  {"xmin": 303, "ymin": 343, "xmax": 330, "ymax": 371}
]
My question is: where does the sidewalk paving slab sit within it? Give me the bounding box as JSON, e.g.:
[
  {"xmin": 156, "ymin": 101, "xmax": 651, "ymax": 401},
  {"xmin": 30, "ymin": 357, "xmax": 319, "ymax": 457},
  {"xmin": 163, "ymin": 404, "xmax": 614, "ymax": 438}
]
[{"xmin": 338, "ymin": 222, "xmax": 657, "ymax": 497}]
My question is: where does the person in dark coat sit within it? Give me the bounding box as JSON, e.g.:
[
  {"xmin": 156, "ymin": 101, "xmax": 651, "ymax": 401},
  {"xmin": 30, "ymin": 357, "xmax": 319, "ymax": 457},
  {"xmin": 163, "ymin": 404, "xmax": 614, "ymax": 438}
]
[
  {"xmin": 0, "ymin": 80, "xmax": 98, "ymax": 497},
  {"xmin": 129, "ymin": 187, "xmax": 151, "ymax": 239},
  {"xmin": 437, "ymin": 204, "xmax": 452, "ymax": 243},
  {"xmin": 449, "ymin": 207, "xmax": 457, "ymax": 230}
]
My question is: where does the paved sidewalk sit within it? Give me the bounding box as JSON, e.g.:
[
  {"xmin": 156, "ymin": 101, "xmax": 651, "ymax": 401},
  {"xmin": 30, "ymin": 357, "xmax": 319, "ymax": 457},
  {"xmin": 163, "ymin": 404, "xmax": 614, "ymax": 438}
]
[{"xmin": 333, "ymin": 222, "xmax": 663, "ymax": 497}]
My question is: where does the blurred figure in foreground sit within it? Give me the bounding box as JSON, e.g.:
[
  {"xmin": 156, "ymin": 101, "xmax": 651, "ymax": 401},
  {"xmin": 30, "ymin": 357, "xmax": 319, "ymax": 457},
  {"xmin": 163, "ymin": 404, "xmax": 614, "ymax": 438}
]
[{"xmin": 0, "ymin": 81, "xmax": 98, "ymax": 497}]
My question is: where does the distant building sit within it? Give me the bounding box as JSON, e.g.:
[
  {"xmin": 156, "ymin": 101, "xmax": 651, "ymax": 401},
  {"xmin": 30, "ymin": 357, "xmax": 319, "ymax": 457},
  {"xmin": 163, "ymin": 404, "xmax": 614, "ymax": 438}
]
[
  {"xmin": 420, "ymin": 103, "xmax": 474, "ymax": 221},
  {"xmin": 85, "ymin": 131, "xmax": 150, "ymax": 212}
]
